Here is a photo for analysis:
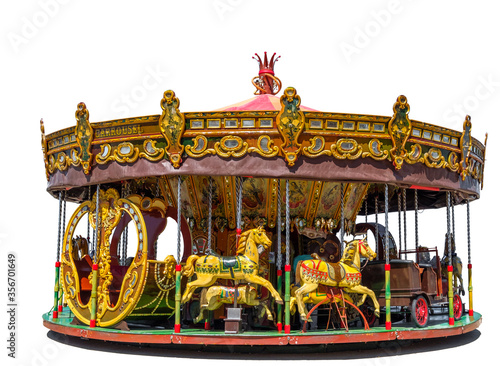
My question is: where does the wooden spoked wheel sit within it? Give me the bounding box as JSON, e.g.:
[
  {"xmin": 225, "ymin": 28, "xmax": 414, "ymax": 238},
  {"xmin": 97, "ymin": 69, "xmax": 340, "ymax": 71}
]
[
  {"xmin": 411, "ymin": 295, "xmax": 429, "ymax": 328},
  {"xmin": 453, "ymin": 294, "xmax": 463, "ymax": 321}
]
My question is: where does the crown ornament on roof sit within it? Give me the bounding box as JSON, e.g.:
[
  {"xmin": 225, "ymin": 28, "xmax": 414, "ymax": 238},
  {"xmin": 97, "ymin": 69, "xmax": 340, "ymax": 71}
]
[
  {"xmin": 252, "ymin": 52, "xmax": 282, "ymax": 95},
  {"xmin": 253, "ymin": 52, "xmax": 280, "ymax": 75}
]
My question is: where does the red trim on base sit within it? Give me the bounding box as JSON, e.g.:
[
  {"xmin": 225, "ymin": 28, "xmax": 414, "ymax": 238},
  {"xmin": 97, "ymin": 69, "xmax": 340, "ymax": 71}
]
[
  {"xmin": 284, "ymin": 324, "xmax": 290, "ymax": 334},
  {"xmin": 469, "ymin": 309, "xmax": 474, "ymax": 316},
  {"xmin": 277, "ymin": 323, "xmax": 282, "ymax": 332},
  {"xmin": 409, "ymin": 185, "xmax": 440, "ymax": 191},
  {"xmin": 175, "ymin": 264, "xmax": 182, "ymax": 272},
  {"xmin": 58, "ymin": 305, "xmax": 63, "ymax": 312},
  {"xmin": 204, "ymin": 321, "xmax": 210, "ymax": 331},
  {"xmin": 385, "ymin": 322, "xmax": 392, "ymax": 330},
  {"xmin": 89, "ymin": 320, "xmax": 96, "ymax": 328},
  {"xmin": 449, "ymin": 318, "xmax": 455, "ymax": 326},
  {"xmin": 43, "ymin": 313, "xmax": 483, "ymax": 346},
  {"xmin": 52, "ymin": 311, "xmax": 58, "ymax": 319},
  {"xmin": 285, "ymin": 265, "xmax": 291, "ymax": 272},
  {"xmin": 174, "ymin": 324, "xmax": 181, "ymax": 333}
]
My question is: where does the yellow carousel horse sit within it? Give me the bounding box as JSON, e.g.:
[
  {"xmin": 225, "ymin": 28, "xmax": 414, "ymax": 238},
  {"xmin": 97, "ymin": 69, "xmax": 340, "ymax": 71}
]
[
  {"xmin": 294, "ymin": 237, "xmax": 380, "ymax": 322},
  {"xmin": 194, "ymin": 284, "xmax": 273, "ymax": 324},
  {"xmin": 181, "ymin": 227, "xmax": 283, "ymax": 305}
]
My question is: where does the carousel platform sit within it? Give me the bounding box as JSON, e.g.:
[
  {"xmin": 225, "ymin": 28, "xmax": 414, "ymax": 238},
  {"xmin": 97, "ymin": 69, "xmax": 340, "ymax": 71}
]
[{"xmin": 43, "ymin": 307, "xmax": 482, "ymax": 347}]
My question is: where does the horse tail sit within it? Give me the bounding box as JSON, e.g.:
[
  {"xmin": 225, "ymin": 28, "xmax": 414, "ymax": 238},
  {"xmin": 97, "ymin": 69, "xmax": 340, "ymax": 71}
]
[
  {"xmin": 182, "ymin": 255, "xmax": 199, "ymax": 277},
  {"xmin": 295, "ymin": 260, "xmax": 303, "ymax": 284}
]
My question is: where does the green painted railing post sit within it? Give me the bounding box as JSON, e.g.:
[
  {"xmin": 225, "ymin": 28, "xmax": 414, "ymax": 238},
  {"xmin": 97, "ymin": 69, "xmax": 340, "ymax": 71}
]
[
  {"xmin": 52, "ymin": 263, "xmax": 60, "ymax": 319},
  {"xmin": 174, "ymin": 264, "xmax": 182, "ymax": 333},
  {"xmin": 284, "ymin": 265, "xmax": 291, "ymax": 334},
  {"xmin": 90, "ymin": 264, "xmax": 98, "ymax": 327},
  {"xmin": 277, "ymin": 270, "xmax": 283, "ymax": 332}
]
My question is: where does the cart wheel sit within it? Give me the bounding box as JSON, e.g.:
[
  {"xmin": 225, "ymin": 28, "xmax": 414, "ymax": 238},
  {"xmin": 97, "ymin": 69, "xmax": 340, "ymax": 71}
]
[
  {"xmin": 453, "ymin": 294, "xmax": 463, "ymax": 321},
  {"xmin": 411, "ymin": 296, "xmax": 429, "ymax": 328}
]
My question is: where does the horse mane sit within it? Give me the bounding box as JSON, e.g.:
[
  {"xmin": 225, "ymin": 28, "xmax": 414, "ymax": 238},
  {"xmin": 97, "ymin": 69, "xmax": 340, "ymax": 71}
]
[
  {"xmin": 236, "ymin": 230, "xmax": 251, "ymax": 255},
  {"xmin": 340, "ymin": 240, "xmax": 356, "ymax": 264}
]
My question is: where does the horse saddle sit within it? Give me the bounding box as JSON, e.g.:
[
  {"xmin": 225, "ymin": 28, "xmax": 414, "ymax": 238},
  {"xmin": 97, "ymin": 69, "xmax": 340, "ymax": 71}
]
[
  {"xmin": 327, "ymin": 263, "xmax": 345, "ymax": 282},
  {"xmin": 219, "ymin": 256, "xmax": 242, "ymax": 277}
]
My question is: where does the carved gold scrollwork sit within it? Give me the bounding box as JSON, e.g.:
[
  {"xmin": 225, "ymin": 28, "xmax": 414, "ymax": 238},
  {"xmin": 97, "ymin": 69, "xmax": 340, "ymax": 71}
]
[
  {"xmin": 277, "ymin": 87, "xmax": 305, "ymax": 166},
  {"xmin": 331, "ymin": 138, "xmax": 363, "ymax": 160},
  {"xmin": 423, "ymin": 148, "xmax": 446, "ymax": 168},
  {"xmin": 140, "ymin": 139, "xmax": 165, "ymax": 161},
  {"xmin": 96, "ymin": 144, "xmax": 113, "ymax": 164},
  {"xmin": 249, "ymin": 135, "xmax": 280, "ymax": 157},
  {"xmin": 214, "ymin": 136, "xmax": 249, "ymax": 158},
  {"xmin": 303, "ymin": 136, "xmax": 332, "ymax": 158},
  {"xmin": 159, "ymin": 90, "xmax": 185, "ymax": 168},
  {"xmin": 446, "ymin": 151, "xmax": 460, "ymax": 172},
  {"xmin": 40, "ymin": 119, "xmax": 50, "ymax": 180},
  {"xmin": 388, "ymin": 95, "xmax": 412, "ymax": 170},
  {"xmin": 185, "ymin": 135, "xmax": 215, "ymax": 158},
  {"xmin": 459, "ymin": 115, "xmax": 472, "ymax": 180},
  {"xmin": 362, "ymin": 139, "xmax": 389, "ymax": 160},
  {"xmin": 404, "ymin": 144, "xmax": 423, "ymax": 164},
  {"xmin": 95, "ymin": 142, "xmax": 140, "ymax": 164},
  {"xmin": 75, "ymin": 102, "xmax": 93, "ymax": 174},
  {"xmin": 60, "ymin": 189, "xmax": 148, "ymax": 327}
]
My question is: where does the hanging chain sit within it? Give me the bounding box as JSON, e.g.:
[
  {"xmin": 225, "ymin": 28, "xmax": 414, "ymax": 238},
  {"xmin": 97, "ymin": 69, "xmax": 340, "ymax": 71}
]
[
  {"xmin": 446, "ymin": 191, "xmax": 452, "ymax": 266},
  {"xmin": 237, "ymin": 176, "xmax": 243, "ymax": 231},
  {"xmin": 414, "ymin": 189, "xmax": 419, "ymax": 250},
  {"xmin": 285, "ymin": 179, "xmax": 290, "ymax": 267},
  {"xmin": 467, "ymin": 199, "xmax": 471, "ymax": 264},
  {"xmin": 87, "ymin": 186, "xmax": 91, "ymax": 246},
  {"xmin": 384, "ymin": 184, "xmax": 389, "ymax": 264},
  {"xmin": 206, "ymin": 176, "xmax": 213, "ymax": 253},
  {"xmin": 93, "ymin": 184, "xmax": 101, "ymax": 263},
  {"xmin": 276, "ymin": 179, "xmax": 282, "ymax": 270},
  {"xmin": 62, "ymin": 191, "xmax": 67, "ymax": 254},
  {"xmin": 154, "ymin": 178, "xmax": 160, "ymax": 259},
  {"xmin": 176, "ymin": 176, "xmax": 182, "ymax": 264},
  {"xmin": 397, "ymin": 190, "xmax": 402, "ymax": 254},
  {"xmin": 340, "ymin": 182, "xmax": 345, "ymax": 255},
  {"xmin": 56, "ymin": 191, "xmax": 63, "ymax": 262},
  {"xmin": 403, "ymin": 188, "xmax": 407, "ymax": 259},
  {"xmin": 451, "ymin": 195, "xmax": 455, "ymax": 254},
  {"xmin": 374, "ymin": 194, "xmax": 379, "ymax": 256}
]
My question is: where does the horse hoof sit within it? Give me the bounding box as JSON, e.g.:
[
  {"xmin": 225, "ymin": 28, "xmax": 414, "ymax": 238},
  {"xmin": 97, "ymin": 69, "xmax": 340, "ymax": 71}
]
[
  {"xmin": 375, "ymin": 310, "xmax": 380, "ymax": 318},
  {"xmin": 276, "ymin": 300, "xmax": 284, "ymax": 305}
]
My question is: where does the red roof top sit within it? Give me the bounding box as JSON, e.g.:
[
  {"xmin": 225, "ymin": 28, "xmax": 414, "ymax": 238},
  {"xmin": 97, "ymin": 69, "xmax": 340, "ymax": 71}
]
[{"xmin": 214, "ymin": 94, "xmax": 317, "ymax": 112}]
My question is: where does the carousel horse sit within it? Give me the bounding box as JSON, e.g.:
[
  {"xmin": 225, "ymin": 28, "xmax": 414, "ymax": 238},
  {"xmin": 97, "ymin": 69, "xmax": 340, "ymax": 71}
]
[
  {"xmin": 294, "ymin": 237, "xmax": 380, "ymax": 322},
  {"xmin": 181, "ymin": 227, "xmax": 283, "ymax": 304},
  {"xmin": 441, "ymin": 234, "xmax": 465, "ymax": 296},
  {"xmin": 194, "ymin": 284, "xmax": 273, "ymax": 324},
  {"xmin": 71, "ymin": 235, "xmax": 89, "ymax": 261},
  {"xmin": 289, "ymin": 283, "xmax": 355, "ymax": 316}
]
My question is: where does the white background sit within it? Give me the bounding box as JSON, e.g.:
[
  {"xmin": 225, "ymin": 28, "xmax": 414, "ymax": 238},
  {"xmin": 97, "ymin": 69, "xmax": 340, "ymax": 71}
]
[{"xmin": 1, "ymin": 0, "xmax": 498, "ymax": 365}]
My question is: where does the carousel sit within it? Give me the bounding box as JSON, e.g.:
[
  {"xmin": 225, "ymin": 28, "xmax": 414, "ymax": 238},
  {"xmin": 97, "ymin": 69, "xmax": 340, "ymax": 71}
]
[{"xmin": 41, "ymin": 53, "xmax": 485, "ymax": 348}]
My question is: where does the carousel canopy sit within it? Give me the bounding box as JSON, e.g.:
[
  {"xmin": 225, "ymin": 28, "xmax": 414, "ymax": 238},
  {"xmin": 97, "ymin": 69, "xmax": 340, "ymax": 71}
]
[{"xmin": 40, "ymin": 53, "xmax": 487, "ymax": 221}]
